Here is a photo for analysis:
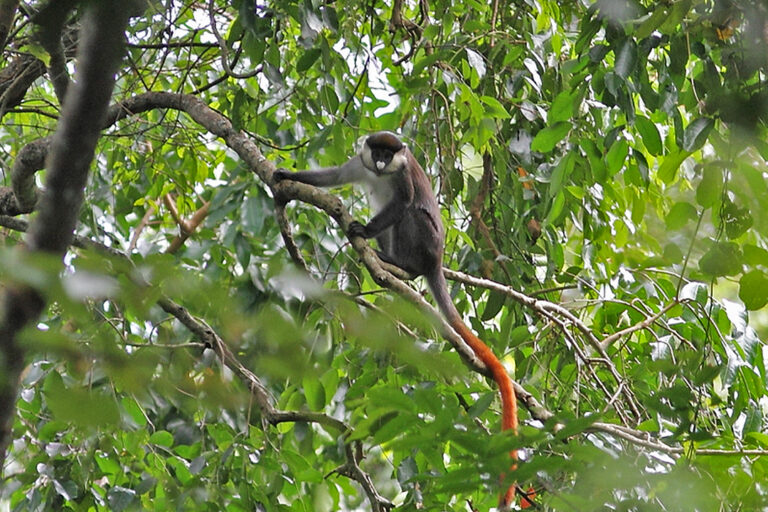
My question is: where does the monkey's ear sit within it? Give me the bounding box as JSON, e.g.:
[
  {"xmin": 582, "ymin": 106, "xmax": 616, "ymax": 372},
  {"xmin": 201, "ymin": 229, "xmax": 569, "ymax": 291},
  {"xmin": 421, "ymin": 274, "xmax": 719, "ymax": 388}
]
[{"xmin": 356, "ymin": 135, "xmax": 369, "ymax": 152}]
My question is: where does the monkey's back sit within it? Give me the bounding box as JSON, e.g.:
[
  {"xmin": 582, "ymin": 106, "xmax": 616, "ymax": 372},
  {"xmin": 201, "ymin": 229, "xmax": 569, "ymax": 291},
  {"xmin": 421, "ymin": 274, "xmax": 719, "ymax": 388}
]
[{"xmin": 388, "ymin": 151, "xmax": 445, "ymax": 276}]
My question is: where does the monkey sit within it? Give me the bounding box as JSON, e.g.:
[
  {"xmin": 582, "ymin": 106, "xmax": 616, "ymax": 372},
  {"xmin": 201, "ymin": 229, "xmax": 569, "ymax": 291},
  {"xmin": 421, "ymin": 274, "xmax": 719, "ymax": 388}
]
[{"xmin": 273, "ymin": 131, "xmax": 523, "ymax": 508}]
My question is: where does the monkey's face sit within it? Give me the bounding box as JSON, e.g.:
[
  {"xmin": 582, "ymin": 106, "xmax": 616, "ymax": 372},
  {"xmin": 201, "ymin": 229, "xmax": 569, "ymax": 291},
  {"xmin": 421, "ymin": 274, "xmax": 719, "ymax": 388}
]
[
  {"xmin": 361, "ymin": 132, "xmax": 408, "ymax": 175},
  {"xmin": 363, "ymin": 146, "xmax": 407, "ymax": 175}
]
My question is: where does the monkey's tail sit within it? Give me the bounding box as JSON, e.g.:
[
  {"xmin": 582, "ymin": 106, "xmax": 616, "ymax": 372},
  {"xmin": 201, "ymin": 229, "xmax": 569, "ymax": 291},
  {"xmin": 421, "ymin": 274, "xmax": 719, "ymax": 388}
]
[
  {"xmin": 425, "ymin": 269, "xmax": 523, "ymax": 507},
  {"xmin": 426, "ymin": 269, "xmax": 518, "ymax": 432}
]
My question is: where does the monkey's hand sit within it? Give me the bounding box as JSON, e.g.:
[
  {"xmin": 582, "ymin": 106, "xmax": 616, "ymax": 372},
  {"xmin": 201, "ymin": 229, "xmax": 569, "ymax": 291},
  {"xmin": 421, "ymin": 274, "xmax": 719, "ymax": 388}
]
[
  {"xmin": 272, "ymin": 168, "xmax": 293, "ymax": 183},
  {"xmin": 348, "ymin": 221, "xmax": 370, "ymax": 239}
]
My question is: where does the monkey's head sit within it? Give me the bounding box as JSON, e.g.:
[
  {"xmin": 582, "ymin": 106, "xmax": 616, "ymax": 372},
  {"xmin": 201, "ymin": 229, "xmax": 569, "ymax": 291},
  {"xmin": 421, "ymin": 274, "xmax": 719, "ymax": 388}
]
[{"xmin": 361, "ymin": 131, "xmax": 408, "ymax": 175}]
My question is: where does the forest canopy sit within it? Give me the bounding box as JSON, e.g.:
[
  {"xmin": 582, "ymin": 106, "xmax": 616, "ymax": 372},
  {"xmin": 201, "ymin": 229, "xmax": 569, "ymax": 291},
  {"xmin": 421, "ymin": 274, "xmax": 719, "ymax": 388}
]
[{"xmin": 1, "ymin": 0, "xmax": 768, "ymax": 510}]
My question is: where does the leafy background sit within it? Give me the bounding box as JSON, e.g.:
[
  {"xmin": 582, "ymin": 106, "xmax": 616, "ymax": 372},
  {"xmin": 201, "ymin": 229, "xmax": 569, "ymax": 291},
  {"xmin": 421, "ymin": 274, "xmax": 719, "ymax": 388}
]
[{"xmin": 1, "ymin": 0, "xmax": 768, "ymax": 510}]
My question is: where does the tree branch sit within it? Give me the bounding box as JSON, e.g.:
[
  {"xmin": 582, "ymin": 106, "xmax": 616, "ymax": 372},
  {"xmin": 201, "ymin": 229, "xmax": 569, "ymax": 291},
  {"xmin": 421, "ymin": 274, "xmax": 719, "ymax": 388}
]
[
  {"xmin": 33, "ymin": 0, "xmax": 75, "ymax": 103},
  {"xmin": 598, "ymin": 300, "xmax": 680, "ymax": 351},
  {"xmin": 164, "ymin": 196, "xmax": 211, "ymax": 254},
  {"xmin": 0, "ymin": 0, "xmax": 133, "ymax": 468},
  {"xmin": 0, "ymin": 0, "xmax": 18, "ymax": 52}
]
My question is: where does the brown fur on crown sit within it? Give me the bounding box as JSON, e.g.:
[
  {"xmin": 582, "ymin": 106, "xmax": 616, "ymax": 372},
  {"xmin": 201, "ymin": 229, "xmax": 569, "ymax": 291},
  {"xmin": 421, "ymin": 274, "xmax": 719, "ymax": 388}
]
[{"xmin": 366, "ymin": 131, "xmax": 405, "ymax": 151}]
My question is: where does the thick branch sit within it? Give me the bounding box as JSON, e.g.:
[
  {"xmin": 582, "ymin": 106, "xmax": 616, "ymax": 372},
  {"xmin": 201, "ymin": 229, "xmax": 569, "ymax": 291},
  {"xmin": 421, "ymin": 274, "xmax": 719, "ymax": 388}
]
[
  {"xmin": 2, "ymin": 90, "xmax": 266, "ymax": 216},
  {"xmin": 33, "ymin": 0, "xmax": 76, "ymax": 103},
  {"xmin": 0, "ymin": 0, "xmax": 18, "ymax": 51},
  {"xmin": 27, "ymin": 5, "xmax": 128, "ymax": 252},
  {"xmin": 0, "ymin": 0, "xmax": 131, "ymax": 469},
  {"xmin": 0, "ymin": 137, "xmax": 50, "ymax": 214},
  {"xmin": 0, "ymin": 54, "xmax": 46, "ymax": 116}
]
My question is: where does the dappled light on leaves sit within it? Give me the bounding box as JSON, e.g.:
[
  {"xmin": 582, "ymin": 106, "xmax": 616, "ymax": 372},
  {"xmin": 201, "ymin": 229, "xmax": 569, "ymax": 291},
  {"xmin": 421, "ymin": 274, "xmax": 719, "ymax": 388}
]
[{"xmin": 1, "ymin": 0, "xmax": 768, "ymax": 510}]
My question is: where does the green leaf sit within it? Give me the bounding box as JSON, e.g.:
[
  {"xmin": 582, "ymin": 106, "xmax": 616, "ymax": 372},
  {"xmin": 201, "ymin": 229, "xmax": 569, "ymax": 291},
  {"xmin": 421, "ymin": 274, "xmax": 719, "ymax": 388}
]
[
  {"xmin": 320, "ymin": 368, "xmax": 340, "ymax": 402},
  {"xmin": 549, "ymin": 89, "xmax": 580, "ymax": 124},
  {"xmin": 121, "ymin": 397, "xmax": 147, "ymax": 427},
  {"xmin": 303, "ymin": 375, "xmax": 326, "ymax": 411},
  {"xmin": 614, "ymin": 39, "xmax": 637, "ymax": 79},
  {"xmin": 722, "ymin": 199, "xmax": 753, "ymax": 239},
  {"xmin": 372, "ymin": 414, "xmax": 416, "ymax": 444},
  {"xmin": 691, "ymin": 364, "xmax": 721, "ymax": 386},
  {"xmin": 44, "ymin": 378, "xmax": 119, "ymax": 428},
  {"xmin": 545, "ymin": 190, "xmax": 566, "ymax": 225},
  {"xmin": 412, "ymin": 52, "xmax": 442, "ymax": 75},
  {"xmin": 659, "ymin": 0, "xmax": 693, "ymax": 34},
  {"xmin": 95, "ymin": 452, "xmax": 121, "ymax": 475},
  {"xmin": 320, "ymin": 84, "xmax": 339, "ymax": 112},
  {"xmin": 467, "ymin": 392, "xmax": 494, "ymax": 418},
  {"xmin": 550, "ymin": 151, "xmax": 576, "ymax": 196},
  {"xmin": 659, "ymin": 83, "xmax": 679, "ymax": 114},
  {"xmin": 746, "ymin": 432, "xmax": 768, "ymax": 448},
  {"xmin": 466, "ymin": 48, "xmax": 486, "ymax": 78},
  {"xmin": 25, "ymin": 43, "xmax": 51, "ymax": 66},
  {"xmin": 581, "ymin": 138, "xmax": 606, "ymax": 180},
  {"xmin": 107, "ymin": 486, "xmax": 137, "ymax": 512},
  {"xmin": 696, "ymin": 164, "xmax": 723, "ymax": 208},
  {"xmin": 743, "ymin": 403, "xmax": 763, "ymax": 434},
  {"xmin": 635, "ymin": 116, "xmax": 662, "ymax": 155},
  {"xmin": 481, "ymin": 290, "xmax": 506, "ymax": 321},
  {"xmin": 632, "ymin": 149, "xmax": 650, "ymax": 186},
  {"xmin": 296, "ymin": 48, "xmax": 321, "ymax": 72},
  {"xmin": 632, "ymin": 188, "xmax": 647, "ymax": 223},
  {"xmin": 739, "ymin": 271, "xmax": 768, "ymax": 310},
  {"xmin": 699, "ymin": 242, "xmax": 742, "ymax": 277},
  {"xmin": 531, "ymin": 122, "xmax": 572, "ymax": 153},
  {"xmin": 635, "ymin": 5, "xmax": 668, "ymax": 39},
  {"xmin": 665, "ymin": 202, "xmax": 697, "ymax": 230},
  {"xmin": 481, "ymin": 96, "xmax": 510, "ymax": 119},
  {"xmin": 149, "ymin": 430, "xmax": 174, "ymax": 447},
  {"xmin": 743, "ymin": 244, "xmax": 768, "ymax": 267},
  {"xmin": 243, "ymin": 195, "xmax": 265, "ymax": 234},
  {"xmin": 367, "ymin": 387, "xmax": 416, "ymax": 414},
  {"xmin": 508, "ymin": 325, "xmax": 530, "ymax": 347},
  {"xmin": 682, "ymin": 117, "xmax": 714, "ymax": 152},
  {"xmin": 605, "ymin": 138, "xmax": 628, "ymax": 176},
  {"xmin": 663, "ymin": 242, "xmax": 683, "ymax": 263},
  {"xmin": 207, "ymin": 423, "xmax": 234, "ymax": 449},
  {"xmin": 283, "ymin": 449, "xmax": 324, "ymax": 483},
  {"xmin": 658, "ymin": 149, "xmax": 691, "ymax": 184},
  {"xmin": 604, "ymin": 71, "xmax": 623, "ymax": 97}
]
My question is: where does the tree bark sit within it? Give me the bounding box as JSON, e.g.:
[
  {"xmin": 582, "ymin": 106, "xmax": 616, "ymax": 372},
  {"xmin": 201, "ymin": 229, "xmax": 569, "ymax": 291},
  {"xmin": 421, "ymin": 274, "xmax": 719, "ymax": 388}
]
[{"xmin": 0, "ymin": 0, "xmax": 134, "ymax": 469}]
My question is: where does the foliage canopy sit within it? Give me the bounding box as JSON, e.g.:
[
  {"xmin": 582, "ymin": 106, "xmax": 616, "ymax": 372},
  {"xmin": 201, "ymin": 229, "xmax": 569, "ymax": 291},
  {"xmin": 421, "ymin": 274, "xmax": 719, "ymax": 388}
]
[{"xmin": 1, "ymin": 0, "xmax": 768, "ymax": 510}]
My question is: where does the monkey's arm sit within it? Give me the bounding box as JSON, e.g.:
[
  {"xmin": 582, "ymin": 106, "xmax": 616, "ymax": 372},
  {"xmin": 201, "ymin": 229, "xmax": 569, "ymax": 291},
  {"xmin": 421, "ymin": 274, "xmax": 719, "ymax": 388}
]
[
  {"xmin": 349, "ymin": 170, "xmax": 414, "ymax": 239},
  {"xmin": 352, "ymin": 201, "xmax": 404, "ymax": 238},
  {"xmin": 273, "ymin": 155, "xmax": 368, "ymax": 187}
]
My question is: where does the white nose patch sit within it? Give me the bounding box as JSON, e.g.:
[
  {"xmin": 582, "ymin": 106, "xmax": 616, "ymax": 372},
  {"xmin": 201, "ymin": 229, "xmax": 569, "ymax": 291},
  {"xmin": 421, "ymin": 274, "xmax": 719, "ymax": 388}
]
[{"xmin": 376, "ymin": 161, "xmax": 385, "ymax": 170}]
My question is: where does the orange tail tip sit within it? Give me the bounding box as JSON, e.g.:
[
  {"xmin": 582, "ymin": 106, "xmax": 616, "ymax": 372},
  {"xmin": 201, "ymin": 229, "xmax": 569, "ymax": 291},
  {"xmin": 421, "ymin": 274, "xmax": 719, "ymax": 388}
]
[
  {"xmin": 499, "ymin": 485, "xmax": 537, "ymax": 510},
  {"xmin": 444, "ymin": 319, "xmax": 522, "ymax": 510},
  {"xmin": 520, "ymin": 486, "xmax": 537, "ymax": 509},
  {"xmin": 499, "ymin": 485, "xmax": 515, "ymax": 510}
]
